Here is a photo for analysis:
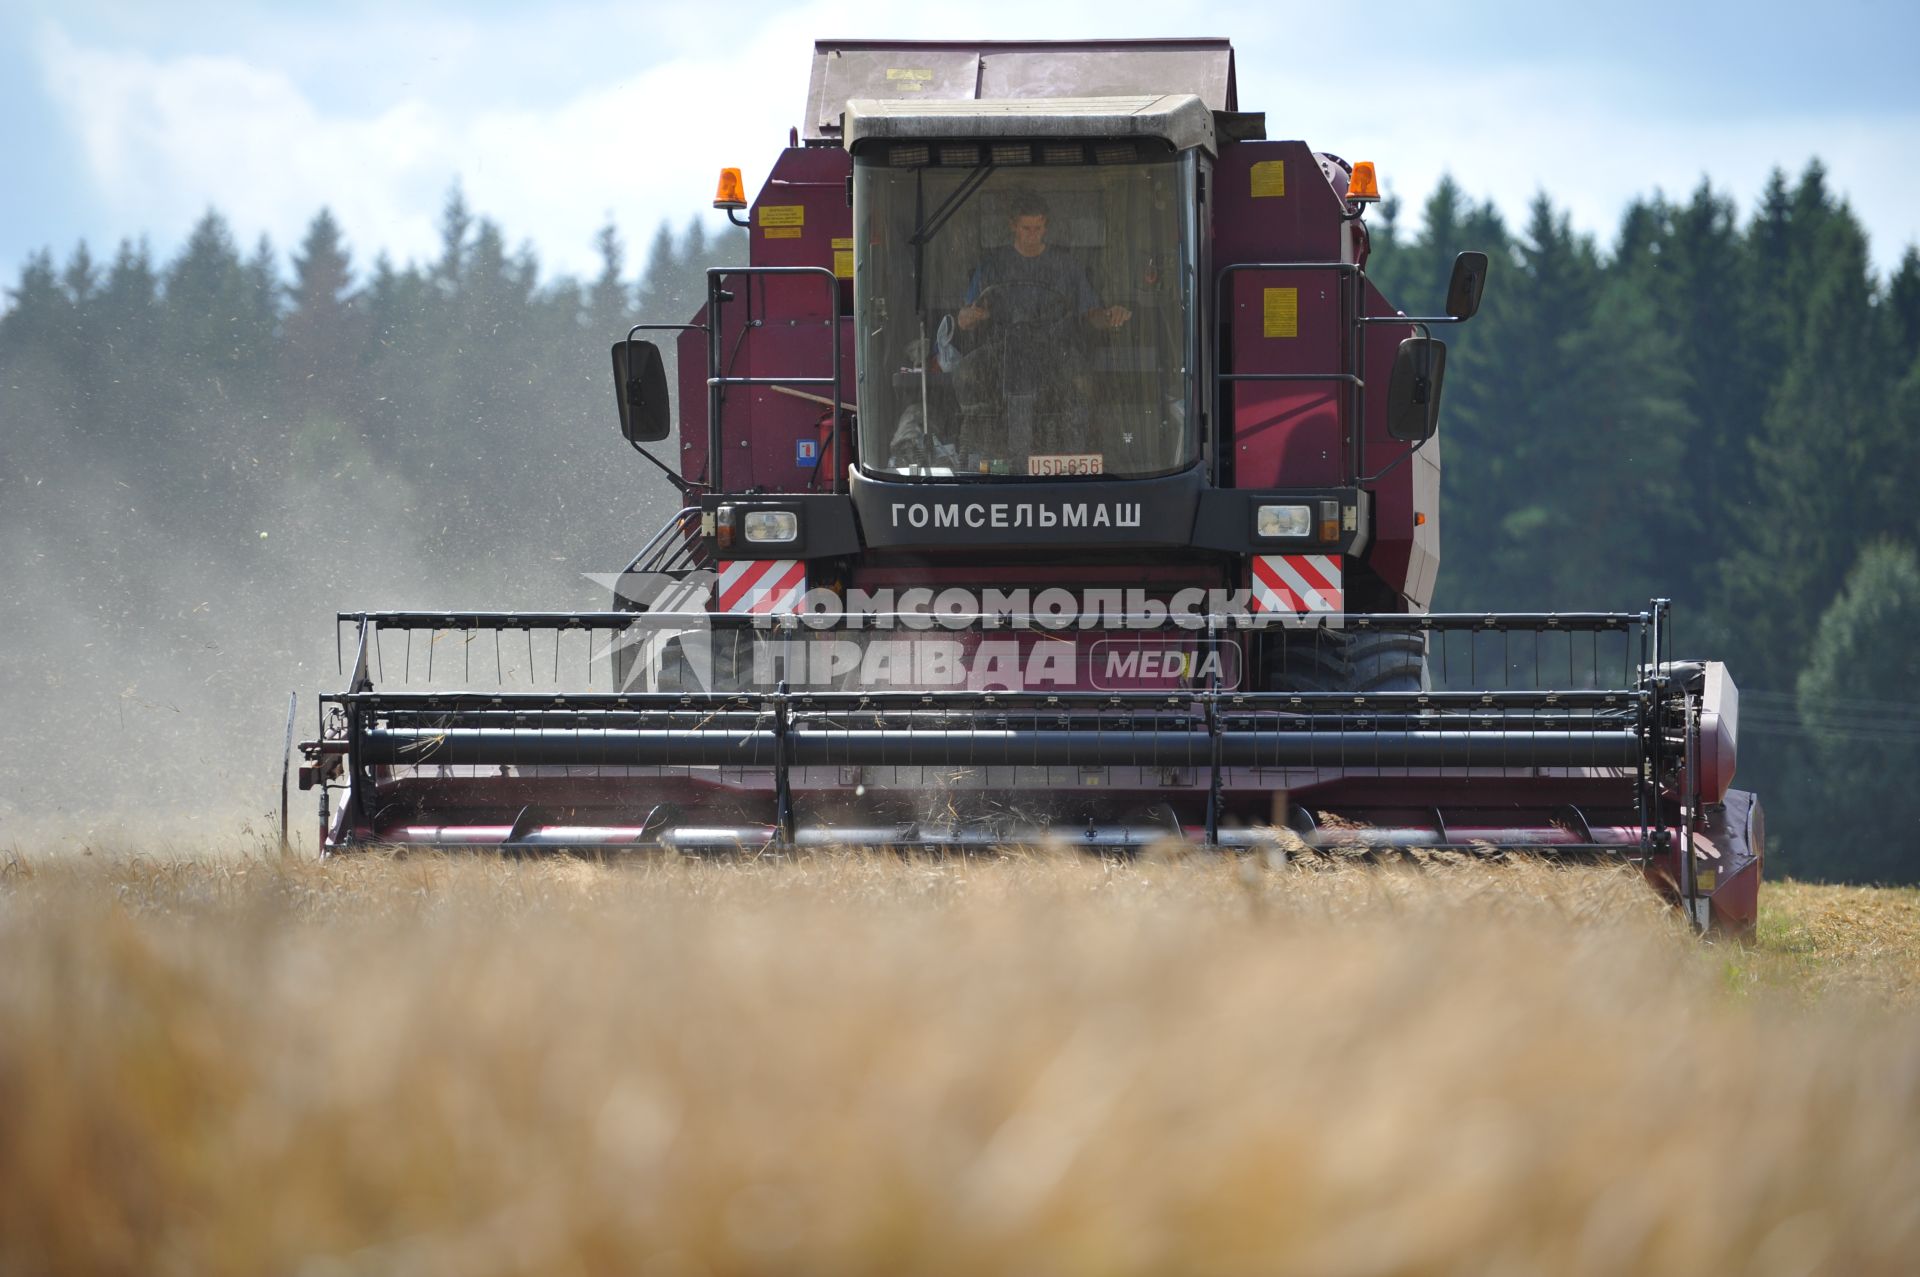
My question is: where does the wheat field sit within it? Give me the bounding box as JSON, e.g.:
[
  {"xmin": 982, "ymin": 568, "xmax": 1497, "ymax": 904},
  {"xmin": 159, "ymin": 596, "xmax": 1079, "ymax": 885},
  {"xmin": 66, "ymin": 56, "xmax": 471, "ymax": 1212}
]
[{"xmin": 1, "ymin": 844, "xmax": 1916, "ymax": 1276}]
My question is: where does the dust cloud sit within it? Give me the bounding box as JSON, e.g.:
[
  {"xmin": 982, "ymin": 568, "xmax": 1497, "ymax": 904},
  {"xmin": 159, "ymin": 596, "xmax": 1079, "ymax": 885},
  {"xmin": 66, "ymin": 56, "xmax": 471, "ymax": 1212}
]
[{"xmin": 0, "ymin": 206, "xmax": 730, "ymax": 846}]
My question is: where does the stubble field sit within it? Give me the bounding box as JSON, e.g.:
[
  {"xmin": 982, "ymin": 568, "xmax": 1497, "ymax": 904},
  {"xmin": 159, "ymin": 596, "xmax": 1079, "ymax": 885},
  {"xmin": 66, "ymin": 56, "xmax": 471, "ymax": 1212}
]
[{"xmin": 1, "ymin": 843, "xmax": 1917, "ymax": 1276}]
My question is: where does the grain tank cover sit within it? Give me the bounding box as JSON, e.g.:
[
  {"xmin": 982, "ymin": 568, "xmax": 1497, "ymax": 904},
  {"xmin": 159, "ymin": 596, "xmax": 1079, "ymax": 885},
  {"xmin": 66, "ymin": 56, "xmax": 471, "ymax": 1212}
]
[
  {"xmin": 804, "ymin": 38, "xmax": 1237, "ymax": 141},
  {"xmin": 844, "ymin": 94, "xmax": 1215, "ymax": 154}
]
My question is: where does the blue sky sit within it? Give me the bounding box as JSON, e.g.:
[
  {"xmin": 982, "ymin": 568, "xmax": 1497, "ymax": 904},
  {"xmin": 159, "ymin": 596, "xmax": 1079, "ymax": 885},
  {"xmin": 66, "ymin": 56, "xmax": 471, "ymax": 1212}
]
[{"xmin": 3, "ymin": 0, "xmax": 1917, "ymax": 285}]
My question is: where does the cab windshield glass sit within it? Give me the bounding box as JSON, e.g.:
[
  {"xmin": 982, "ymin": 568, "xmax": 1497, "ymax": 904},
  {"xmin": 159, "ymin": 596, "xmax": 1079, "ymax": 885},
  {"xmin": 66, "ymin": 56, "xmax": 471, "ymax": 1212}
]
[{"xmin": 853, "ymin": 141, "xmax": 1195, "ymax": 480}]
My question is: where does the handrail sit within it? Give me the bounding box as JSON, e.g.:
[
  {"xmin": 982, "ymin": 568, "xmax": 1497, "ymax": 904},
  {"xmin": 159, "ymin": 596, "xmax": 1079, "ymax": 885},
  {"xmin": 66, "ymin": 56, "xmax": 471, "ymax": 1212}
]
[
  {"xmin": 705, "ymin": 265, "xmax": 844, "ymax": 494},
  {"xmin": 620, "ymin": 507, "xmax": 706, "ymax": 577},
  {"xmin": 333, "ymin": 609, "xmax": 1650, "ymax": 633},
  {"xmin": 1212, "ymin": 260, "xmax": 1364, "ymax": 485}
]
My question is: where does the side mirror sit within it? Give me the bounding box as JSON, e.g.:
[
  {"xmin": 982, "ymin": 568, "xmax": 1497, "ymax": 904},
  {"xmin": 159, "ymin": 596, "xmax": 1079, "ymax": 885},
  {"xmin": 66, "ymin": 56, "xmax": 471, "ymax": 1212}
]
[
  {"xmin": 1385, "ymin": 337, "xmax": 1447, "ymax": 442},
  {"xmin": 1445, "ymin": 251, "xmax": 1489, "ymax": 320},
  {"xmin": 612, "ymin": 339, "xmax": 672, "ymax": 443}
]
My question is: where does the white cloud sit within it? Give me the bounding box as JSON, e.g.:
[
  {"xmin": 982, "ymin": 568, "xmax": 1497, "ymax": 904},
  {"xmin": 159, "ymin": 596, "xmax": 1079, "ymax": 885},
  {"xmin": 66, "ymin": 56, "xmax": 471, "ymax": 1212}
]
[
  {"xmin": 34, "ymin": 8, "xmax": 1920, "ymax": 285},
  {"xmin": 34, "ymin": 10, "xmax": 831, "ymax": 277}
]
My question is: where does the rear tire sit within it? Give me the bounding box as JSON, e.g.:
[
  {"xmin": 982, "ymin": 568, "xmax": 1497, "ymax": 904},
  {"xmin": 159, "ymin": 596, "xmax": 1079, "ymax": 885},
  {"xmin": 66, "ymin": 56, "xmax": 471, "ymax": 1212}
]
[
  {"xmin": 654, "ymin": 631, "xmax": 756, "ymax": 693},
  {"xmin": 1264, "ymin": 628, "xmax": 1428, "ymax": 693}
]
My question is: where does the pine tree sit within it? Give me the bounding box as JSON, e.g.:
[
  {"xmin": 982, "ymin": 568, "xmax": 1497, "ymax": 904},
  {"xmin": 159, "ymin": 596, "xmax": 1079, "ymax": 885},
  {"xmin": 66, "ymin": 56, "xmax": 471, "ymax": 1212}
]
[
  {"xmin": 103, "ymin": 238, "xmax": 158, "ymax": 315},
  {"xmin": 283, "ymin": 209, "xmax": 363, "ymax": 462},
  {"xmin": 1890, "ymin": 245, "xmax": 1920, "ymax": 360},
  {"xmin": 164, "ymin": 210, "xmax": 250, "ymax": 365},
  {"xmin": 1621, "ymin": 180, "xmax": 1757, "ymax": 617},
  {"xmin": 1728, "ymin": 208, "xmax": 1898, "ymax": 689},
  {"xmin": 0, "ymin": 250, "xmax": 77, "ymax": 477},
  {"xmin": 361, "ymin": 251, "xmax": 404, "ymax": 351},
  {"xmin": 96, "ymin": 238, "xmax": 161, "ymax": 456},
  {"xmin": 355, "ymin": 250, "xmax": 424, "ymax": 467},
  {"xmin": 434, "ymin": 184, "xmax": 472, "ymax": 291},
  {"xmin": 1748, "ymin": 163, "xmax": 1849, "ymax": 391},
  {"xmin": 466, "ymin": 219, "xmax": 514, "ymax": 311},
  {"xmin": 1547, "ymin": 272, "xmax": 1696, "ymax": 602},
  {"xmin": 635, "ymin": 223, "xmax": 679, "ymax": 322},
  {"xmin": 47, "ymin": 243, "xmax": 105, "ymax": 445},
  {"xmin": 1745, "ymin": 168, "xmax": 1796, "ymax": 381},
  {"xmin": 660, "ymin": 215, "xmax": 746, "ymax": 319},
  {"xmin": 1445, "ymin": 195, "xmax": 1602, "ymax": 608},
  {"xmin": 0, "ymin": 249, "xmax": 64, "ymax": 342},
  {"xmin": 286, "ymin": 213, "xmax": 357, "ymax": 370},
  {"xmin": 681, "ymin": 217, "xmax": 709, "ymax": 273},
  {"xmin": 1611, "ymin": 194, "xmax": 1669, "ymax": 278},
  {"xmin": 61, "ymin": 241, "xmax": 97, "ymax": 307},
  {"xmin": 669, "ymin": 216, "xmax": 710, "ymax": 319},
  {"xmin": 1796, "ymin": 540, "xmax": 1920, "ymax": 884},
  {"xmin": 241, "ymin": 234, "xmax": 280, "ymax": 360},
  {"xmin": 1369, "ymin": 189, "xmax": 1402, "ymax": 277},
  {"xmin": 290, "ymin": 210, "xmax": 354, "ymax": 319},
  {"xmin": 588, "ymin": 221, "xmax": 628, "ymax": 339},
  {"xmin": 1885, "ymin": 349, "xmax": 1920, "ymax": 540},
  {"xmin": 149, "ymin": 211, "xmax": 264, "ymax": 529}
]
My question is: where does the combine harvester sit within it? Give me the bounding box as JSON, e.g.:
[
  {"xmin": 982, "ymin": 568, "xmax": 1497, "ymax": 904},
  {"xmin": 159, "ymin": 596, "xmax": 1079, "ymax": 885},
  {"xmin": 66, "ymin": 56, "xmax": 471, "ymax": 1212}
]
[{"xmin": 298, "ymin": 39, "xmax": 1761, "ymax": 932}]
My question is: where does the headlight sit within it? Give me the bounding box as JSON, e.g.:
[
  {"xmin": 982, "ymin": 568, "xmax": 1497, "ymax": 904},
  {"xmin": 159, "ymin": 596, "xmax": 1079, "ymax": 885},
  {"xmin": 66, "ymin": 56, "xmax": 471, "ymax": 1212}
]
[
  {"xmin": 1255, "ymin": 504, "xmax": 1312, "ymax": 538},
  {"xmin": 744, "ymin": 510, "xmax": 798, "ymax": 543}
]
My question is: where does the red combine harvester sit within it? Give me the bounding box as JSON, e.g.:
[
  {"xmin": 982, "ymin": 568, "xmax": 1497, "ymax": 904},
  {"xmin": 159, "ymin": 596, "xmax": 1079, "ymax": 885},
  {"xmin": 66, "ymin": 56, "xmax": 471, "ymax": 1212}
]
[{"xmin": 299, "ymin": 38, "xmax": 1761, "ymax": 932}]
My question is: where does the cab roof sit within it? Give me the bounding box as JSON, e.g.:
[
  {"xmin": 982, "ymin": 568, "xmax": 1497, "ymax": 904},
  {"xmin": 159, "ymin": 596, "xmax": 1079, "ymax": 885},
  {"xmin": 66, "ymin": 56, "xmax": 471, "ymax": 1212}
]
[
  {"xmin": 843, "ymin": 94, "xmax": 1216, "ymax": 155},
  {"xmin": 805, "ymin": 38, "xmax": 1236, "ymax": 142}
]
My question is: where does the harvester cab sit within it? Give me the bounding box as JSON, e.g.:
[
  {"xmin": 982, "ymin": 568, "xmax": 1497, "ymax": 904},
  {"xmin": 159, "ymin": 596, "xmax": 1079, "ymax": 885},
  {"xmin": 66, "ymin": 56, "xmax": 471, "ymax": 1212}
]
[{"xmin": 300, "ymin": 38, "xmax": 1762, "ymax": 935}]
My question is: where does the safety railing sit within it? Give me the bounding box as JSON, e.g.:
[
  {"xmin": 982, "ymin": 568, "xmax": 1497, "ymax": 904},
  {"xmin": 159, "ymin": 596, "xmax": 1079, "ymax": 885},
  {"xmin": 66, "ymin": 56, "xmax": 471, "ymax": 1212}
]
[
  {"xmin": 1212, "ymin": 260, "xmax": 1364, "ymax": 485},
  {"xmin": 705, "ymin": 265, "xmax": 844, "ymax": 492},
  {"xmin": 1213, "ymin": 257, "xmax": 1479, "ymax": 486}
]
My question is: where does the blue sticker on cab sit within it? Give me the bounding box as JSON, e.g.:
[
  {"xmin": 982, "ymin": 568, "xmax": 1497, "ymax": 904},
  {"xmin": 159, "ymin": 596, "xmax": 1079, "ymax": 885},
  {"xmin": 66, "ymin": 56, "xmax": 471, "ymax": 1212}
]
[{"xmin": 796, "ymin": 438, "xmax": 819, "ymax": 467}]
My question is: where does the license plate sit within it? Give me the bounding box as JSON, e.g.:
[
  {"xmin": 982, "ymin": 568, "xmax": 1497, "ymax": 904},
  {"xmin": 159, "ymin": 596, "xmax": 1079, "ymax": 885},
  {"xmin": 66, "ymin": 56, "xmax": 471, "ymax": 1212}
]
[{"xmin": 1027, "ymin": 453, "xmax": 1104, "ymax": 477}]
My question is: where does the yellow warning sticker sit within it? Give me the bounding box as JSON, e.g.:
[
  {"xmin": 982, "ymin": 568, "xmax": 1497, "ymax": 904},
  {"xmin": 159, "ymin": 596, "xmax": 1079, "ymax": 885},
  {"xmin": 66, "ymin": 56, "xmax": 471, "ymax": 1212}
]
[
  {"xmin": 1263, "ymin": 287, "xmax": 1299, "ymax": 338},
  {"xmin": 1250, "ymin": 160, "xmax": 1286, "ymax": 198},
  {"xmin": 831, "ymin": 237, "xmax": 853, "ymax": 279},
  {"xmin": 762, "ymin": 226, "xmax": 803, "ymax": 240},
  {"xmin": 887, "ymin": 68, "xmax": 933, "ymax": 90},
  {"xmin": 758, "ymin": 205, "xmax": 805, "ymax": 228}
]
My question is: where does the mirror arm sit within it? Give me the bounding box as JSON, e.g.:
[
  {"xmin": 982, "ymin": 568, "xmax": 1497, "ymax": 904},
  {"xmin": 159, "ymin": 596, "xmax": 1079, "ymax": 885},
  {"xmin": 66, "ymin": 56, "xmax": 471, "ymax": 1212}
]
[
  {"xmin": 1358, "ymin": 432, "xmax": 1433, "ymax": 485},
  {"xmin": 1357, "ymin": 314, "xmax": 1467, "ymax": 326},
  {"xmin": 627, "ymin": 437, "xmax": 693, "ymax": 494}
]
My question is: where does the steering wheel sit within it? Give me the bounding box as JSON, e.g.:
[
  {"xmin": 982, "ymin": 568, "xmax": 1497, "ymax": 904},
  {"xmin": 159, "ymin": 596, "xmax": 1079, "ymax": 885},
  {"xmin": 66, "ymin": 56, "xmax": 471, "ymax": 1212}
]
[
  {"xmin": 964, "ymin": 280, "xmax": 1079, "ymax": 343},
  {"xmin": 951, "ymin": 280, "xmax": 1092, "ymax": 445}
]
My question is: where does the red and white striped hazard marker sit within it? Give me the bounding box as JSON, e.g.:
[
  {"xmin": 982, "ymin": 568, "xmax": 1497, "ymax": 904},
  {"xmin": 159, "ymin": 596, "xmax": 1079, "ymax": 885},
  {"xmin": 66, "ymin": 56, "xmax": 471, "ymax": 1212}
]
[
  {"xmin": 1251, "ymin": 554, "xmax": 1344, "ymax": 615},
  {"xmin": 715, "ymin": 559, "xmax": 806, "ymax": 615}
]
